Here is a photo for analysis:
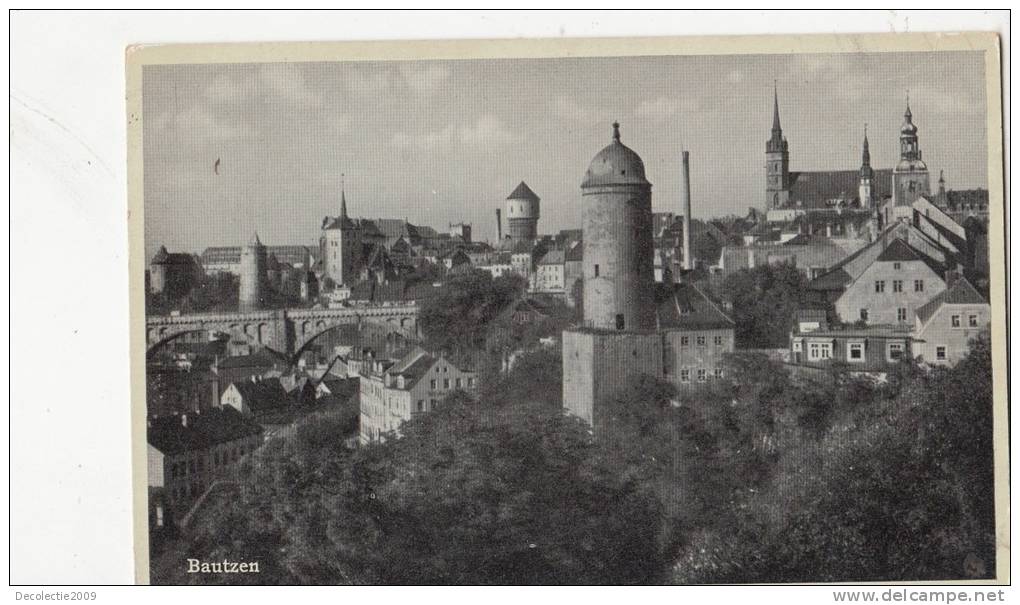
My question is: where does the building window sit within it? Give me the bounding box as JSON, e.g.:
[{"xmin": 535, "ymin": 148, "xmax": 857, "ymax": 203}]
[
  {"xmin": 443, "ymin": 379, "xmax": 450, "ymax": 389},
  {"xmin": 697, "ymin": 369, "xmax": 707, "ymax": 382},
  {"xmin": 914, "ymin": 279, "xmax": 924, "ymax": 292},
  {"xmin": 430, "ymin": 379, "xmax": 436, "ymax": 389},
  {"xmin": 935, "ymin": 346, "xmax": 947, "ymax": 361},
  {"xmin": 696, "ymin": 335, "xmax": 707, "ymax": 346},
  {"xmin": 897, "ymin": 308, "xmax": 907, "ymax": 322},
  {"xmin": 848, "ymin": 342, "xmax": 865, "ymax": 362},
  {"xmin": 680, "ymin": 336, "xmax": 690, "ymax": 347},
  {"xmin": 615, "ymin": 314, "xmax": 625, "ymax": 330},
  {"xmin": 892, "ymin": 280, "xmax": 903, "ymax": 293},
  {"xmin": 594, "ymin": 264, "xmax": 599, "ymax": 277},
  {"xmin": 713, "ymin": 368, "xmax": 724, "ymax": 379},
  {"xmin": 467, "ymin": 377, "xmax": 474, "ymax": 387},
  {"xmin": 680, "ymin": 369, "xmax": 690, "ymax": 383},
  {"xmin": 417, "ymin": 400, "xmax": 425, "ymax": 412},
  {"xmin": 887, "ymin": 342, "xmax": 905, "ymax": 362},
  {"xmin": 951, "ymin": 314, "xmax": 961, "ymax": 328},
  {"xmin": 808, "ymin": 342, "xmax": 832, "ymax": 361},
  {"xmin": 455, "ymin": 378, "xmax": 462, "ymax": 388},
  {"xmin": 859, "ymin": 309, "xmax": 869, "ymax": 321},
  {"xmin": 893, "ymin": 262, "xmax": 901, "ymax": 270},
  {"xmin": 968, "ymin": 314, "xmax": 979, "ymax": 327},
  {"xmin": 713, "ymin": 335, "xmax": 723, "ymax": 346},
  {"xmin": 875, "ymin": 280, "xmax": 885, "ymax": 293}
]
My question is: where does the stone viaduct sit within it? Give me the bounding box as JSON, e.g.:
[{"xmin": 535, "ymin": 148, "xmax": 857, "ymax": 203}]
[{"xmin": 146, "ymin": 304, "xmax": 420, "ymax": 360}]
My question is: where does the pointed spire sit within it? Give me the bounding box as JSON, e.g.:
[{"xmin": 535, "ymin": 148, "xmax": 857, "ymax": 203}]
[
  {"xmin": 340, "ymin": 172, "xmax": 349, "ymax": 219},
  {"xmin": 249, "ymin": 231, "xmax": 262, "ymax": 247},
  {"xmin": 905, "ymin": 90, "xmax": 912, "ymax": 119},
  {"xmin": 861, "ymin": 123, "xmax": 871, "ymax": 167},
  {"xmin": 772, "ymin": 81, "xmax": 782, "ymax": 134},
  {"xmin": 612, "ymin": 121, "xmax": 621, "ymax": 142}
]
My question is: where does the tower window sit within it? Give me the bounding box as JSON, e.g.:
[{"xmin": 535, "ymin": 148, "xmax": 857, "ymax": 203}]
[
  {"xmin": 594, "ymin": 264, "xmax": 600, "ymax": 277},
  {"xmin": 615, "ymin": 314, "xmax": 625, "ymax": 330}
]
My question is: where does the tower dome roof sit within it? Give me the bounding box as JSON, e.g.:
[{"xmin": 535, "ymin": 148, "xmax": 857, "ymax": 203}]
[
  {"xmin": 900, "ymin": 103, "xmax": 918, "ymax": 135},
  {"xmin": 582, "ymin": 122, "xmax": 650, "ymax": 188}
]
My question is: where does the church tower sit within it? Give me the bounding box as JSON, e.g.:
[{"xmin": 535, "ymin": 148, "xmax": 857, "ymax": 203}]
[
  {"xmin": 321, "ymin": 178, "xmax": 362, "ymax": 289},
  {"xmin": 239, "ymin": 232, "xmax": 268, "ymax": 311},
  {"xmin": 765, "ymin": 84, "xmax": 791, "ymax": 209},
  {"xmin": 891, "ymin": 98, "xmax": 931, "ymax": 209},
  {"xmin": 580, "ymin": 122, "xmax": 656, "ymax": 332},
  {"xmin": 858, "ymin": 125, "xmax": 874, "ymax": 207}
]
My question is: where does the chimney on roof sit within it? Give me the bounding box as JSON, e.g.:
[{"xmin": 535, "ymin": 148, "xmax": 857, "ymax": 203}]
[
  {"xmin": 495, "ymin": 208, "xmax": 502, "ymax": 242},
  {"xmin": 680, "ymin": 151, "xmax": 693, "ymax": 271}
]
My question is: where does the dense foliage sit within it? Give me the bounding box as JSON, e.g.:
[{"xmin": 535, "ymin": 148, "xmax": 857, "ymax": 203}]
[
  {"xmin": 164, "ymin": 332, "xmax": 996, "ymax": 585},
  {"xmin": 419, "ymin": 269, "xmax": 526, "ymax": 354},
  {"xmin": 712, "ymin": 262, "xmax": 826, "ymax": 348}
]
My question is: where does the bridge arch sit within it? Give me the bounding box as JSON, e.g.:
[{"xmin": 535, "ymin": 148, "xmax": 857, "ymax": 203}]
[{"xmin": 146, "ymin": 329, "xmax": 211, "ymax": 359}]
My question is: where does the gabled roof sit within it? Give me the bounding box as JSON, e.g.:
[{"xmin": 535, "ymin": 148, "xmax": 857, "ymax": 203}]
[
  {"xmin": 507, "ymin": 181, "xmax": 540, "ymax": 202},
  {"xmin": 148, "ymin": 407, "xmax": 262, "ymax": 455},
  {"xmin": 228, "ymin": 378, "xmax": 292, "ymax": 413},
  {"xmin": 538, "ymin": 250, "xmax": 565, "ymax": 265},
  {"xmin": 654, "ymin": 281, "xmax": 735, "ymax": 331},
  {"xmin": 876, "ymin": 237, "xmax": 923, "ymax": 262},
  {"xmin": 915, "ymin": 277, "xmax": 987, "ymax": 325}
]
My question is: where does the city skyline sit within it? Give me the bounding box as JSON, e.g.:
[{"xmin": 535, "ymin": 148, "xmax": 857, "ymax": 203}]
[{"xmin": 143, "ymin": 51, "xmax": 988, "ymax": 258}]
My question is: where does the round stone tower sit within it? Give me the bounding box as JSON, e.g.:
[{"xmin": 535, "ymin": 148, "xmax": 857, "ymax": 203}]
[
  {"xmin": 505, "ymin": 181, "xmax": 540, "ymax": 243},
  {"xmin": 149, "ymin": 245, "xmax": 169, "ymax": 294},
  {"xmin": 239, "ymin": 232, "xmax": 268, "ymax": 312},
  {"xmin": 580, "ymin": 122, "xmax": 656, "ymax": 332}
]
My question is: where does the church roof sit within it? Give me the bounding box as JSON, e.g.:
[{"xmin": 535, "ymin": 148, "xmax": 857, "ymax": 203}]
[
  {"xmin": 915, "ymin": 276, "xmax": 987, "ymax": 325},
  {"xmin": 507, "ymin": 181, "xmax": 540, "ymax": 202},
  {"xmin": 787, "ymin": 169, "xmax": 893, "ymax": 209}
]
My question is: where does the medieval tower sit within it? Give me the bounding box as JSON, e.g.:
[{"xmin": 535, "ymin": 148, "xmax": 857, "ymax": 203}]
[
  {"xmin": 891, "ymin": 99, "xmax": 931, "ymax": 209},
  {"xmin": 580, "ymin": 122, "xmax": 656, "ymax": 331},
  {"xmin": 562, "ymin": 122, "xmax": 736, "ymax": 430},
  {"xmin": 504, "ymin": 181, "xmax": 541, "ymax": 244},
  {"xmin": 239, "ymin": 232, "xmax": 268, "ymax": 311},
  {"xmin": 765, "ymin": 84, "xmax": 791, "ymax": 209},
  {"xmin": 321, "ymin": 185, "xmax": 362, "ymax": 288}
]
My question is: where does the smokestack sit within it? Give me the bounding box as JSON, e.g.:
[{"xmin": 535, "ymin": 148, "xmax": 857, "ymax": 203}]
[
  {"xmin": 495, "ymin": 208, "xmax": 503, "ymax": 242},
  {"xmin": 681, "ymin": 151, "xmax": 693, "ymax": 271}
]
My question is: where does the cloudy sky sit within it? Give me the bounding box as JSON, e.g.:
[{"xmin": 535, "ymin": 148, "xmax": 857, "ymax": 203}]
[{"xmin": 143, "ymin": 50, "xmax": 988, "ymax": 257}]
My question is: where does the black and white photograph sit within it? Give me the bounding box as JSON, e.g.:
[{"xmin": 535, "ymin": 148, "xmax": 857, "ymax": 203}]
[
  {"xmin": 12, "ymin": 13, "xmax": 1010, "ymax": 593},
  {"xmin": 131, "ymin": 34, "xmax": 1006, "ymax": 585}
]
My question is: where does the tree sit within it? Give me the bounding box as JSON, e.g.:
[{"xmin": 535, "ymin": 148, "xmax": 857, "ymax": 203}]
[
  {"xmin": 177, "ymin": 394, "xmax": 668, "ymax": 584},
  {"xmin": 420, "ymin": 269, "xmax": 525, "ymax": 354},
  {"xmin": 714, "ymin": 262, "xmax": 823, "ymax": 348}
]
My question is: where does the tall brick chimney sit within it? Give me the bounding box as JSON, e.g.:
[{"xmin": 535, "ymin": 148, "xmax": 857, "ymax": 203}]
[
  {"xmin": 680, "ymin": 151, "xmax": 693, "ymax": 271},
  {"xmin": 495, "ymin": 208, "xmax": 502, "ymax": 242}
]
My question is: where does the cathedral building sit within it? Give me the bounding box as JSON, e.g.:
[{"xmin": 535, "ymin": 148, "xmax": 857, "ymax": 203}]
[{"xmin": 562, "ymin": 123, "xmax": 735, "ymax": 430}]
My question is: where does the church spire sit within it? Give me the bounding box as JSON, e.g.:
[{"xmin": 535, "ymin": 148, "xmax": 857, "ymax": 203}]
[
  {"xmin": 860, "ymin": 123, "xmax": 872, "ymax": 176},
  {"xmin": 340, "ymin": 173, "xmax": 349, "ymax": 219},
  {"xmin": 771, "ymin": 81, "xmax": 782, "ymax": 135}
]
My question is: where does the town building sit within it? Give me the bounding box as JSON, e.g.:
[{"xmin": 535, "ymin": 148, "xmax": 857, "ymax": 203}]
[
  {"xmin": 534, "ymin": 249, "xmax": 566, "ymax": 293},
  {"xmin": 149, "ymin": 245, "xmax": 202, "ymax": 296},
  {"xmin": 913, "ymin": 275, "xmax": 990, "ymax": 366},
  {"xmin": 788, "ymin": 312, "xmax": 915, "ymax": 374},
  {"xmin": 200, "ymin": 245, "xmax": 314, "ymax": 275},
  {"xmin": 562, "ymin": 123, "xmax": 736, "ymax": 428},
  {"xmin": 220, "ymin": 376, "xmax": 292, "ymax": 417},
  {"xmin": 358, "ymin": 347, "xmax": 477, "ymax": 443},
  {"xmin": 147, "ymin": 407, "xmax": 263, "ymax": 511}
]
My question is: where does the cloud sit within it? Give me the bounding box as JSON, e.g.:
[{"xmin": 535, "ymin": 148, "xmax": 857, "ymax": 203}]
[
  {"xmin": 258, "ymin": 63, "xmax": 322, "ymax": 109},
  {"xmin": 458, "ymin": 115, "xmax": 514, "ymax": 148},
  {"xmin": 727, "ymin": 69, "xmax": 744, "ymax": 83},
  {"xmin": 391, "ymin": 128, "xmax": 452, "ymax": 152},
  {"xmin": 347, "ymin": 67, "xmax": 393, "ymax": 98},
  {"xmin": 550, "ymin": 95, "xmax": 612, "ymax": 125},
  {"xmin": 634, "ymin": 97, "xmax": 699, "ymax": 122},
  {"xmin": 400, "ymin": 64, "xmax": 449, "ymax": 96}
]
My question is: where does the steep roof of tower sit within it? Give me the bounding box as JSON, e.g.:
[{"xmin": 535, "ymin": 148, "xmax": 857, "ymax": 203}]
[
  {"xmin": 507, "ymin": 181, "xmax": 540, "ymax": 202},
  {"xmin": 581, "ymin": 122, "xmax": 650, "ymax": 188}
]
